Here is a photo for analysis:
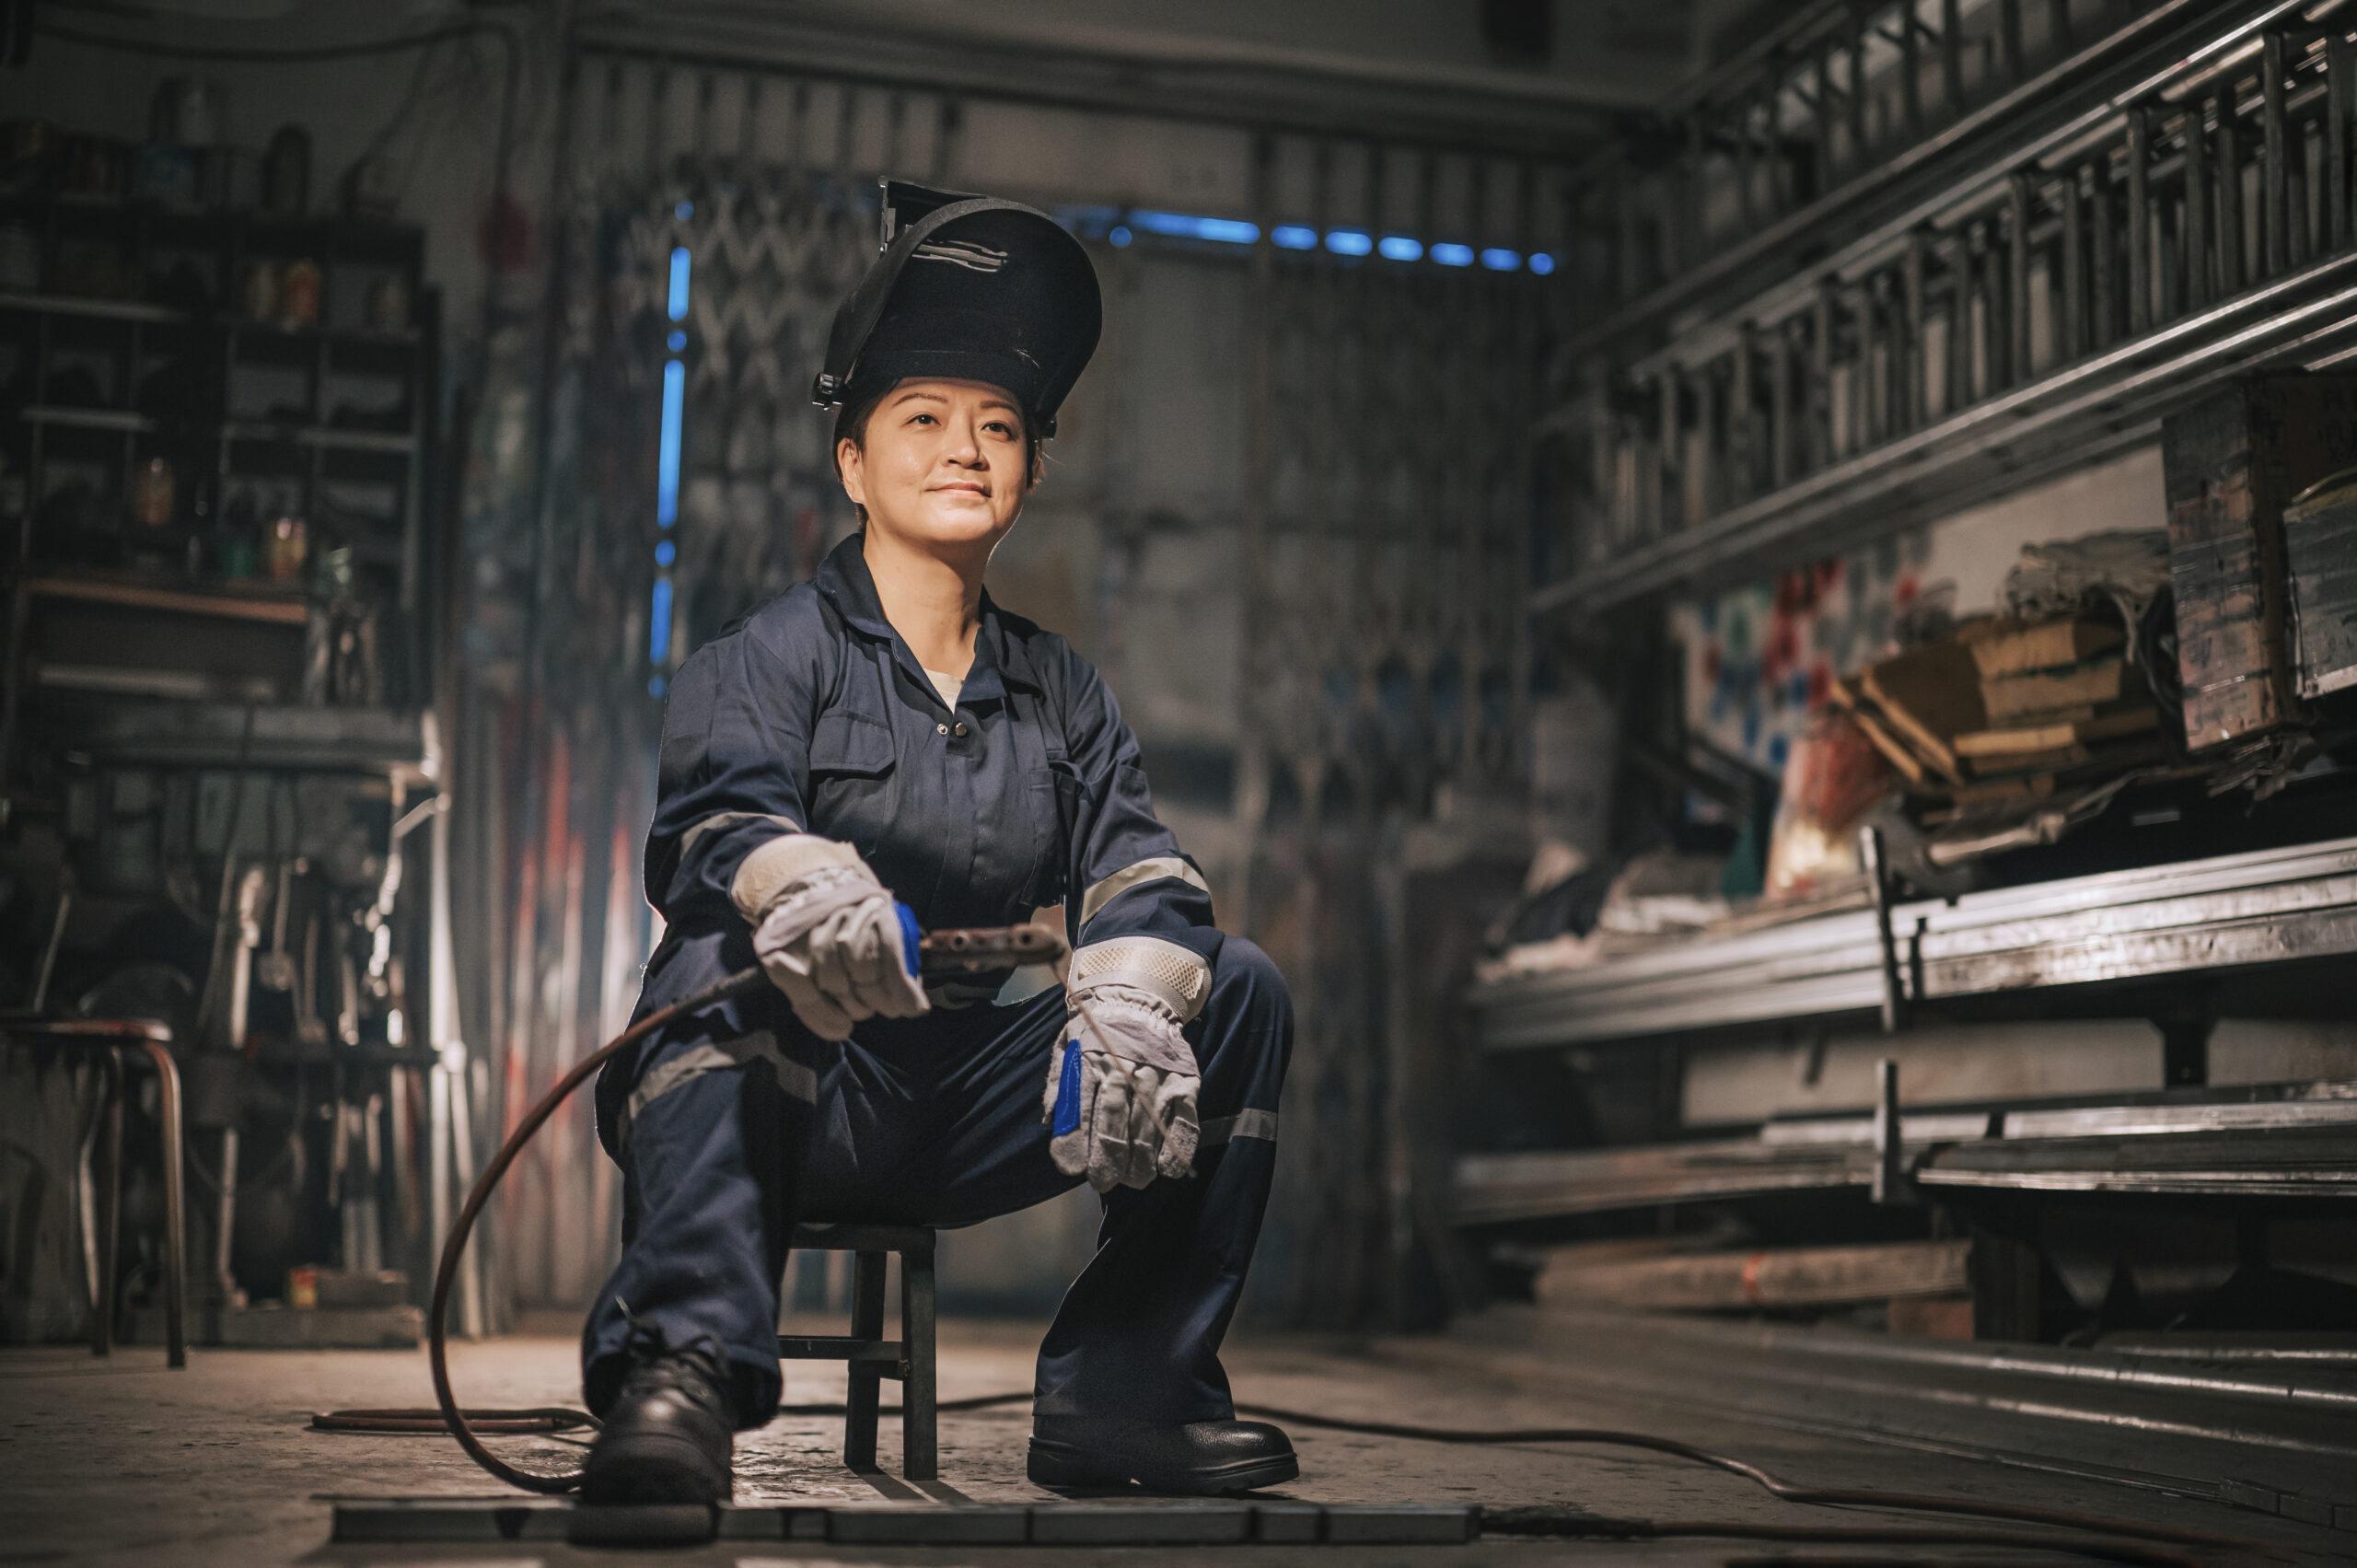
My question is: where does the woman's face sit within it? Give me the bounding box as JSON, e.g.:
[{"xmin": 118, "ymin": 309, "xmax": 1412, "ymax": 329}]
[{"xmin": 838, "ymin": 377, "xmax": 1037, "ymax": 559}]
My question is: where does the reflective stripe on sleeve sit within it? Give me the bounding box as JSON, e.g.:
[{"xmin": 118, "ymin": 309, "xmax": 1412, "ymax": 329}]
[
  {"xmin": 1078, "ymin": 855, "xmax": 1212, "ymax": 927},
  {"xmin": 679, "ymin": 810, "xmax": 800, "ymax": 857}
]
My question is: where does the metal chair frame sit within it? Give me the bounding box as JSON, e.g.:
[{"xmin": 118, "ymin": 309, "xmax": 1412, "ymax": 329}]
[{"xmin": 2, "ymin": 1016, "xmax": 188, "ymax": 1366}]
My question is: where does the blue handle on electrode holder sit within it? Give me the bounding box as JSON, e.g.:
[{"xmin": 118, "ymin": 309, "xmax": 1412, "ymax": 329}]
[{"xmin": 895, "ymin": 901, "xmax": 922, "ymax": 977}]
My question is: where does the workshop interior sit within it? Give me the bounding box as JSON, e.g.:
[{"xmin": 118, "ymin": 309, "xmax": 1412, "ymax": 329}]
[{"xmin": 4, "ymin": 0, "xmax": 2357, "ymax": 1562}]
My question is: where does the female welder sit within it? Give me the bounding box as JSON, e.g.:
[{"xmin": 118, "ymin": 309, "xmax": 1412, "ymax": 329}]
[{"xmin": 577, "ymin": 187, "xmax": 1296, "ymax": 1504}]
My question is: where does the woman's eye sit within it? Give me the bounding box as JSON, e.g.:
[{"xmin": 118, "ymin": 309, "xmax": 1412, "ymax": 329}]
[
  {"xmin": 985, "ymin": 421, "xmax": 1013, "ymax": 436},
  {"xmin": 909, "ymin": 412, "xmax": 936, "ymax": 425}
]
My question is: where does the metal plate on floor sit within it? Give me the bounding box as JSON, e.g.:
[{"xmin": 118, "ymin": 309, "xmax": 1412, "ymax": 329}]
[
  {"xmin": 326, "ymin": 1496, "xmax": 1481, "ymax": 1546},
  {"xmin": 1028, "ymin": 1502, "xmax": 1253, "ymax": 1544}
]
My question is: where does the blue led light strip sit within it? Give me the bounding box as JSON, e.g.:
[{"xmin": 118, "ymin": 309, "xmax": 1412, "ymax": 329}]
[
  {"xmin": 1097, "ymin": 206, "xmax": 1552, "ymax": 274},
  {"xmin": 652, "ymin": 244, "xmax": 691, "ymax": 694}
]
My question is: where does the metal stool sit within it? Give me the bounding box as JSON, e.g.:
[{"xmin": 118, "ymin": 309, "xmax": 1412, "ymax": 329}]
[
  {"xmin": 0, "ymin": 1016, "xmax": 188, "ymax": 1367},
  {"xmin": 782, "ymin": 1223, "xmax": 937, "ymax": 1480}
]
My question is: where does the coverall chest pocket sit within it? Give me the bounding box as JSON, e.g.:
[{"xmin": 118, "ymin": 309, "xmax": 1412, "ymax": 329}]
[
  {"xmin": 1025, "ymin": 751, "xmax": 1082, "ymax": 911},
  {"xmin": 807, "ymin": 709, "xmax": 898, "ymax": 859}
]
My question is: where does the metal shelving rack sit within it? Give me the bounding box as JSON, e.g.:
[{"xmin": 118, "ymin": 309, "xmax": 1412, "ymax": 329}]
[
  {"xmin": 0, "ymin": 192, "xmax": 442, "ymax": 796},
  {"xmin": 0, "ymin": 188, "xmax": 456, "ymax": 1332}
]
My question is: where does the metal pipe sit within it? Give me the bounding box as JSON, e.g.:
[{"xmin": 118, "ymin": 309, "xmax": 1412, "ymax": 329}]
[
  {"xmin": 1979, "ymin": 217, "xmax": 2006, "ymax": 394},
  {"xmin": 2060, "ymin": 161, "xmax": 2085, "ymax": 354},
  {"xmin": 1812, "ymin": 284, "xmax": 1835, "ymax": 469},
  {"xmin": 1902, "ymin": 6, "xmax": 1923, "ymax": 140},
  {"xmin": 1940, "ymin": 0, "xmax": 1963, "ymax": 118},
  {"xmin": 1657, "ymin": 366, "xmax": 1680, "ymax": 529},
  {"xmin": 2331, "ymin": 37, "xmax": 2353, "ymax": 250},
  {"xmin": 2009, "ymin": 172, "xmax": 2035, "ymax": 381},
  {"xmin": 1872, "ymin": 1059, "xmax": 1912, "ymax": 1205},
  {"xmin": 2090, "ymin": 156, "xmax": 2116, "ymax": 348},
  {"xmin": 2219, "ymin": 83, "xmax": 2246, "ymax": 294},
  {"xmin": 1816, "ymin": 42, "xmax": 1838, "ymax": 194},
  {"xmin": 1902, "ymin": 231, "xmax": 1928, "ymax": 428},
  {"xmin": 95, "ymin": 1049, "xmax": 122, "ymax": 1357},
  {"xmin": 1732, "ymin": 321, "xmax": 1757, "ymax": 495},
  {"xmin": 1559, "ymin": 0, "xmax": 2288, "ymax": 360},
  {"xmin": 2265, "ymin": 31, "xmax": 2290, "ymax": 278},
  {"xmin": 2128, "ymin": 104, "xmax": 2154, "ymax": 334},
  {"xmin": 214, "ymin": 1127, "xmax": 238, "ymax": 1303},
  {"xmin": 32, "ymin": 876, "xmax": 69, "ymax": 1013},
  {"xmin": 1847, "ymin": 7, "xmax": 1869, "ymax": 176},
  {"xmin": 1861, "ymin": 826, "xmax": 1908, "ymax": 1035},
  {"xmin": 1945, "ymin": 232, "xmax": 1969, "ymax": 414},
  {"xmin": 1737, "ymin": 88, "xmax": 1758, "ymax": 235},
  {"xmin": 2186, "ymin": 98, "xmax": 2212, "ymax": 309},
  {"xmin": 1536, "ymin": 245, "xmax": 2357, "ymax": 612}
]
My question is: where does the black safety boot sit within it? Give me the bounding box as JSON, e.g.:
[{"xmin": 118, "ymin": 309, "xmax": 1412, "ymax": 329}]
[
  {"xmin": 579, "ymin": 1342, "xmax": 736, "ymax": 1505},
  {"xmin": 1028, "ymin": 1415, "xmax": 1298, "ymax": 1494}
]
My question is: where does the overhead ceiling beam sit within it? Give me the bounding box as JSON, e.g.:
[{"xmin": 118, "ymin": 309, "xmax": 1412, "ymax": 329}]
[{"xmin": 575, "ymin": 3, "xmax": 1642, "ymax": 161}]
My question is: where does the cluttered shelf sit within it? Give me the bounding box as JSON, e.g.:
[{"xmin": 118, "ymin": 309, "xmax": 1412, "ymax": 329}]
[
  {"xmin": 1452, "ymin": 1079, "xmax": 2357, "ymax": 1225},
  {"xmin": 1482, "ymin": 375, "xmax": 2357, "ymax": 1053}
]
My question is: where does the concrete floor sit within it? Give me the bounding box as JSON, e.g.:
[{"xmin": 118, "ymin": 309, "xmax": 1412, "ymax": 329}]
[{"xmin": 0, "ymin": 1315, "xmax": 2329, "ymax": 1566}]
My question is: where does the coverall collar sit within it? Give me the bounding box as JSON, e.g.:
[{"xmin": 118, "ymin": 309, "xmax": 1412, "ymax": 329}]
[{"xmin": 814, "ymin": 531, "xmax": 1043, "ymax": 706}]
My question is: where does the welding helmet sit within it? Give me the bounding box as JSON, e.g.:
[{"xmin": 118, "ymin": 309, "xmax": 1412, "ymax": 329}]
[{"xmin": 813, "ymin": 181, "xmax": 1101, "ymax": 439}]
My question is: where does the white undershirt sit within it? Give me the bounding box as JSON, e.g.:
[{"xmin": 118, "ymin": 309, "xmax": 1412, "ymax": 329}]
[{"xmin": 923, "ymin": 668, "xmax": 965, "ymax": 708}]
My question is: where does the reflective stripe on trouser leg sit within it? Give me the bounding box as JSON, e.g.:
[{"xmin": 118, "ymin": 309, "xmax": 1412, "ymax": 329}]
[{"xmin": 619, "ymin": 1030, "xmax": 818, "ymax": 1150}]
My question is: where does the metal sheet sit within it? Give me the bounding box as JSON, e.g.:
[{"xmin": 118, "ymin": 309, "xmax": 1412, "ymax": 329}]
[{"xmin": 1477, "ymin": 836, "xmax": 2357, "ymax": 1051}]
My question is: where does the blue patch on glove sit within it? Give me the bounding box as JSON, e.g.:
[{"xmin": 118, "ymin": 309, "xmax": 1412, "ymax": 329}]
[
  {"xmin": 1051, "ymin": 1040, "xmax": 1084, "ymax": 1136},
  {"xmin": 893, "ymin": 901, "xmax": 922, "ymax": 977}
]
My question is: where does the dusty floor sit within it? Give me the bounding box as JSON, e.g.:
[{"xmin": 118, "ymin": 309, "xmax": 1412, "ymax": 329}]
[{"xmin": 0, "ymin": 1316, "xmax": 2329, "ymax": 1566}]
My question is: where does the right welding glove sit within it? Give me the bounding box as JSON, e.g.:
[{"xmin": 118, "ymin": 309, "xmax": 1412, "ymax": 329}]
[
  {"xmin": 736, "ymin": 834, "xmax": 928, "ymax": 1041},
  {"xmin": 1043, "ymin": 936, "xmax": 1210, "ymax": 1191}
]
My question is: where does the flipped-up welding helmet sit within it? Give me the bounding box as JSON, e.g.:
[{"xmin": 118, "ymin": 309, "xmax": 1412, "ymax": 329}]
[{"xmin": 813, "ymin": 181, "xmax": 1101, "ymax": 439}]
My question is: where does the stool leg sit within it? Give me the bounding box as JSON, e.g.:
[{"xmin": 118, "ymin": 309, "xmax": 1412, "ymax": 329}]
[
  {"xmin": 843, "ymin": 1249, "xmax": 886, "ymax": 1471},
  {"xmin": 900, "ymin": 1245, "xmax": 937, "ymax": 1481},
  {"xmin": 93, "ymin": 1051, "xmax": 123, "ymax": 1358},
  {"xmin": 138, "ymin": 1042, "xmax": 189, "ymax": 1369}
]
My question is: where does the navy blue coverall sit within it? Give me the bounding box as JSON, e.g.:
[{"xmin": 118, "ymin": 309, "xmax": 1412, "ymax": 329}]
[{"xmin": 584, "ymin": 533, "xmax": 1292, "ymax": 1431}]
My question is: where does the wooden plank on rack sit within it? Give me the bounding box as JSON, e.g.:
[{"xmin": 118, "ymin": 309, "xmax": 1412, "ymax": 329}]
[
  {"xmin": 26, "ymin": 575, "xmax": 308, "ymax": 626},
  {"xmin": 1537, "ymin": 1239, "xmax": 1973, "ymax": 1312}
]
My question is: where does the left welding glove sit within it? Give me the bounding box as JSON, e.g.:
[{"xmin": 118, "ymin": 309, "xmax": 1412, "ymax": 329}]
[{"xmin": 1043, "ymin": 936, "xmax": 1209, "ymax": 1191}]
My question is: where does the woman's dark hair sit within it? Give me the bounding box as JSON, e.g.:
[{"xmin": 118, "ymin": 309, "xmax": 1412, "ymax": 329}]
[{"xmin": 833, "ymin": 385, "xmax": 1044, "ymax": 523}]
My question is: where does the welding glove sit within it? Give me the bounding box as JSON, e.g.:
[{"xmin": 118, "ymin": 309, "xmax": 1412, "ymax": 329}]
[
  {"xmin": 737, "ymin": 834, "xmax": 928, "ymax": 1041},
  {"xmin": 1043, "ymin": 936, "xmax": 1210, "ymax": 1192}
]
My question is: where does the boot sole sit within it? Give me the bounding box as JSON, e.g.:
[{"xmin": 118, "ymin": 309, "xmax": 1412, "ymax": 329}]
[
  {"xmin": 1027, "ymin": 1436, "xmax": 1299, "ymax": 1495},
  {"xmin": 579, "ymin": 1429, "xmax": 733, "ymax": 1506}
]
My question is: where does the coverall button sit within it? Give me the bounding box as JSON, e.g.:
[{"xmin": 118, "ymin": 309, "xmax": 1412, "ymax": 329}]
[
  {"xmin": 952, "ymin": 721, "xmax": 969, "ymax": 738},
  {"xmin": 935, "ymin": 722, "xmax": 949, "ymax": 737}
]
